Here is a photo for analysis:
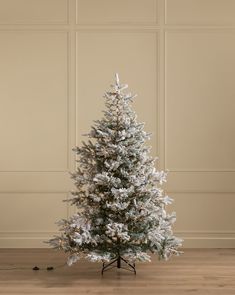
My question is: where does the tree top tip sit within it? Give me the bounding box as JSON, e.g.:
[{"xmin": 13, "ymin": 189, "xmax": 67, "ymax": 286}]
[{"xmin": 115, "ymin": 73, "xmax": 120, "ymax": 86}]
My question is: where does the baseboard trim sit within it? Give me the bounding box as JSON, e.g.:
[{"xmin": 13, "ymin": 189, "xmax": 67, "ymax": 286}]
[
  {"xmin": 0, "ymin": 231, "xmax": 235, "ymax": 248},
  {"xmin": 0, "ymin": 232, "xmax": 56, "ymax": 248},
  {"xmin": 176, "ymin": 231, "xmax": 235, "ymax": 248}
]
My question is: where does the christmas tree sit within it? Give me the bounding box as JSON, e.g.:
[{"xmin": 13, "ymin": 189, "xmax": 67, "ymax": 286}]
[{"xmin": 48, "ymin": 74, "xmax": 182, "ymax": 273}]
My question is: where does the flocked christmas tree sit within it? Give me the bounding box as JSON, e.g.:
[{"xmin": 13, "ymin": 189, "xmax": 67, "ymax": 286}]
[{"xmin": 48, "ymin": 74, "xmax": 182, "ymax": 273}]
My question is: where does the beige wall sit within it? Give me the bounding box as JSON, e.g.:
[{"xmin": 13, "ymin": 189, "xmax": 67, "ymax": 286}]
[{"xmin": 0, "ymin": 0, "xmax": 234, "ymax": 248}]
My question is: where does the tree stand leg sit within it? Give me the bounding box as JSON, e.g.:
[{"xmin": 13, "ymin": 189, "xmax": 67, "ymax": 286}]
[
  {"xmin": 101, "ymin": 256, "xmax": 136, "ymax": 275},
  {"xmin": 117, "ymin": 256, "xmax": 121, "ymax": 268}
]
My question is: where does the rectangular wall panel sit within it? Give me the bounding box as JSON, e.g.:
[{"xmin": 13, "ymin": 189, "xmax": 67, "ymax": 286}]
[
  {"xmin": 0, "ymin": 193, "xmax": 67, "ymax": 247},
  {"xmin": 165, "ymin": 0, "xmax": 235, "ymax": 25},
  {"xmin": 0, "ymin": 32, "xmax": 68, "ymax": 172},
  {"xmin": 166, "ymin": 171, "xmax": 235, "ymax": 193},
  {"xmin": 0, "ymin": 172, "xmax": 72, "ymax": 193},
  {"xmin": 76, "ymin": 0, "xmax": 158, "ymax": 24},
  {"xmin": 165, "ymin": 31, "xmax": 235, "ymax": 172},
  {"xmin": 0, "ymin": 0, "xmax": 68, "ymax": 24},
  {"xmin": 168, "ymin": 192, "xmax": 235, "ymax": 247},
  {"xmin": 0, "ymin": 193, "xmax": 67, "ymax": 232},
  {"xmin": 169, "ymin": 193, "xmax": 235, "ymax": 232},
  {"xmin": 76, "ymin": 32, "xmax": 158, "ymax": 157}
]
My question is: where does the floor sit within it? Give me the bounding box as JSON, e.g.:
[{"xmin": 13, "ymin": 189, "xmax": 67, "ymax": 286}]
[{"xmin": 0, "ymin": 249, "xmax": 234, "ymax": 294}]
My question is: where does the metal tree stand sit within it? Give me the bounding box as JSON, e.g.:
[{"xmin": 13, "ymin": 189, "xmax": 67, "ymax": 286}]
[{"xmin": 101, "ymin": 256, "xmax": 136, "ymax": 275}]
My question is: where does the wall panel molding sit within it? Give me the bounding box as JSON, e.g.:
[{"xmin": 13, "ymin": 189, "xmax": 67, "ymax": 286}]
[{"xmin": 0, "ymin": 0, "xmax": 234, "ymax": 248}]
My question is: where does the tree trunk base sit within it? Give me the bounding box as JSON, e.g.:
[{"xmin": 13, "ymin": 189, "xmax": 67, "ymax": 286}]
[{"xmin": 101, "ymin": 256, "xmax": 136, "ymax": 275}]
